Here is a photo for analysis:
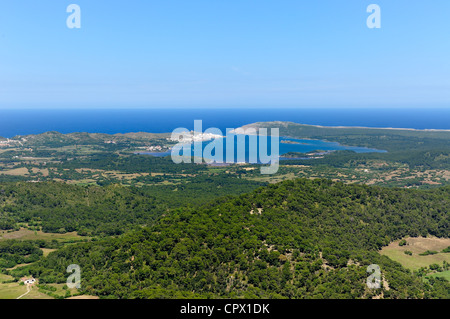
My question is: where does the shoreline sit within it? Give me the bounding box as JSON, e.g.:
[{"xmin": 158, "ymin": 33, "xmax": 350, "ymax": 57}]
[
  {"xmin": 3, "ymin": 120, "xmax": 450, "ymax": 140},
  {"xmin": 312, "ymin": 124, "xmax": 450, "ymax": 132},
  {"xmin": 234, "ymin": 121, "xmax": 450, "ymax": 132}
]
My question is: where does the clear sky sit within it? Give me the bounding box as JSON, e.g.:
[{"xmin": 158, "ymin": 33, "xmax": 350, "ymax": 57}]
[{"xmin": 0, "ymin": 0, "xmax": 449, "ymax": 109}]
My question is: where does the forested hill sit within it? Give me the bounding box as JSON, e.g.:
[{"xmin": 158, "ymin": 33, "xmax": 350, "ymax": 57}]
[
  {"xmin": 16, "ymin": 179, "xmax": 450, "ymax": 299},
  {"xmin": 0, "ymin": 179, "xmax": 265, "ymax": 236}
]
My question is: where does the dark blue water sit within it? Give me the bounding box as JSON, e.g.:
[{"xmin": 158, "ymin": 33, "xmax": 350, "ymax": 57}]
[
  {"xmin": 1, "ymin": 107, "xmax": 449, "ymax": 138},
  {"xmin": 276, "ymin": 137, "xmax": 386, "ymax": 155}
]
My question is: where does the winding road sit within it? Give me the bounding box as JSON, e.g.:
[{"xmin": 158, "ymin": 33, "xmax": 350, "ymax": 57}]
[{"xmin": 16, "ymin": 284, "xmax": 31, "ymax": 299}]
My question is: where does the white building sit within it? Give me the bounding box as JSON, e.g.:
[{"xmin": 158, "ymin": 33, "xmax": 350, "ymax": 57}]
[{"xmin": 21, "ymin": 277, "xmax": 36, "ymax": 285}]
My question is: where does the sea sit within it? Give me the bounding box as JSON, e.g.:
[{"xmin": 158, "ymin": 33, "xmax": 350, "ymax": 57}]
[
  {"xmin": 1, "ymin": 107, "xmax": 448, "ymax": 159},
  {"xmin": 1, "ymin": 107, "xmax": 449, "ymax": 138}
]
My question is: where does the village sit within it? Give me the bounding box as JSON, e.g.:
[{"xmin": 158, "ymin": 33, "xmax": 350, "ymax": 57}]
[{"xmin": 0, "ymin": 139, "xmax": 22, "ymax": 148}]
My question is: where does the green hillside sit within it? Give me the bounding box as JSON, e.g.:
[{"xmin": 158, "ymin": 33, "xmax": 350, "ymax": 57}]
[{"xmin": 11, "ymin": 179, "xmax": 449, "ymax": 299}]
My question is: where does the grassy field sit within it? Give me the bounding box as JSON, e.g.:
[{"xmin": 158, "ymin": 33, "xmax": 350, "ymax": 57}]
[
  {"xmin": 0, "ymin": 167, "xmax": 29, "ymax": 176},
  {"xmin": 0, "ymin": 274, "xmax": 95, "ymax": 299},
  {"xmin": 245, "ymin": 172, "xmax": 298, "ymax": 183},
  {"xmin": 42, "ymin": 283, "xmax": 82, "ymax": 298},
  {"xmin": 428, "ymin": 270, "xmax": 450, "ymax": 281},
  {"xmin": 20, "ymin": 286, "xmax": 54, "ymax": 299},
  {"xmin": 41, "ymin": 248, "xmax": 58, "ymax": 257},
  {"xmin": 0, "ymin": 282, "xmax": 28, "ymax": 299},
  {"xmin": 0, "ymin": 228, "xmax": 87, "ymax": 242},
  {"xmin": 66, "ymin": 295, "xmax": 100, "ymax": 299},
  {"xmin": 0, "ymin": 274, "xmax": 51, "ymax": 299},
  {"xmin": 427, "ymin": 270, "xmax": 450, "ymax": 281},
  {"xmin": 380, "ymin": 236, "xmax": 450, "ymax": 271}
]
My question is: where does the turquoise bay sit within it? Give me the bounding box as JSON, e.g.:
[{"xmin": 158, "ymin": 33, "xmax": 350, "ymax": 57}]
[{"xmin": 139, "ymin": 135, "xmax": 386, "ymax": 163}]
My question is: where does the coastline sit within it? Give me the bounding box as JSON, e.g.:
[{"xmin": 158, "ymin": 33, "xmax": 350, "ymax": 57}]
[
  {"xmin": 233, "ymin": 121, "xmax": 450, "ymax": 133},
  {"xmin": 3, "ymin": 120, "xmax": 450, "ymax": 141}
]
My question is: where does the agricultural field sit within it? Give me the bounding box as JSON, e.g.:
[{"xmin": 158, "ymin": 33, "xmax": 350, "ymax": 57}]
[
  {"xmin": 0, "ymin": 274, "xmax": 51, "ymax": 299},
  {"xmin": 0, "ymin": 228, "xmax": 88, "ymax": 243},
  {"xmin": 243, "ymin": 162, "xmax": 450, "ymax": 189},
  {"xmin": 427, "ymin": 271, "xmax": 450, "ymax": 281},
  {"xmin": 0, "ymin": 274, "xmax": 87, "ymax": 299},
  {"xmin": 380, "ymin": 237, "xmax": 450, "ymax": 271}
]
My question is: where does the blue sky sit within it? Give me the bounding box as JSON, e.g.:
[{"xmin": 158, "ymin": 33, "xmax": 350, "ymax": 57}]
[{"xmin": 0, "ymin": 0, "xmax": 449, "ymax": 109}]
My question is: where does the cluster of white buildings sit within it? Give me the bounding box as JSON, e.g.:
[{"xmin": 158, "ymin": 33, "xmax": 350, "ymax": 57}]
[
  {"xmin": 21, "ymin": 277, "xmax": 36, "ymax": 285},
  {"xmin": 136, "ymin": 145, "xmax": 168, "ymax": 151},
  {"xmin": 0, "ymin": 139, "xmax": 21, "ymax": 148},
  {"xmin": 169, "ymin": 131, "xmax": 223, "ymax": 143}
]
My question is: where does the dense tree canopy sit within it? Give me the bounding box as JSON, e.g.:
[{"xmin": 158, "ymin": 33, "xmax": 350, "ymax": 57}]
[{"xmin": 12, "ymin": 179, "xmax": 449, "ymax": 299}]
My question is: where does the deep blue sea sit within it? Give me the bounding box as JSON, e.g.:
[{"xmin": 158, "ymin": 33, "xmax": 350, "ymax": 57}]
[{"xmin": 1, "ymin": 107, "xmax": 449, "ymax": 138}]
